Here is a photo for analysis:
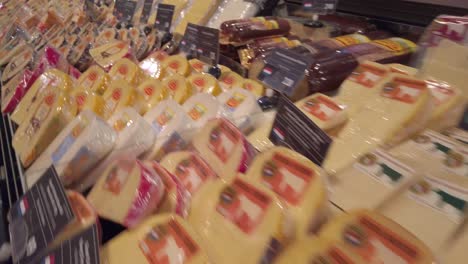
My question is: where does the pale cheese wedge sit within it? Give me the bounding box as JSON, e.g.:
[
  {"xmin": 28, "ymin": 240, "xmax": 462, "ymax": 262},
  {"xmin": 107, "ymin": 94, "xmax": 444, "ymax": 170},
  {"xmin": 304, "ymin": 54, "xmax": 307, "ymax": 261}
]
[
  {"xmin": 182, "ymin": 93, "xmax": 221, "ymax": 128},
  {"xmin": 219, "ymin": 71, "xmax": 244, "ymax": 91},
  {"xmin": 162, "ymin": 55, "xmax": 190, "ymax": 76},
  {"xmin": 134, "ymin": 79, "xmax": 168, "ymax": 115},
  {"xmin": 1, "ymin": 47, "xmax": 33, "ymax": 84},
  {"xmin": 242, "ymin": 79, "xmax": 264, "ymax": 97},
  {"xmin": 320, "ymin": 209, "xmax": 436, "ymax": 264},
  {"xmin": 245, "ymin": 147, "xmax": 328, "ymax": 239},
  {"xmin": 187, "ymin": 73, "xmax": 222, "ymax": 96},
  {"xmin": 108, "ymin": 58, "xmax": 142, "ymax": 85},
  {"xmin": 77, "ymin": 65, "xmax": 110, "ymax": 95},
  {"xmin": 71, "ymin": 90, "xmax": 106, "ymax": 117},
  {"xmin": 162, "ymin": 74, "xmax": 193, "ymax": 104},
  {"xmin": 102, "ymin": 81, "xmax": 136, "ymax": 119}
]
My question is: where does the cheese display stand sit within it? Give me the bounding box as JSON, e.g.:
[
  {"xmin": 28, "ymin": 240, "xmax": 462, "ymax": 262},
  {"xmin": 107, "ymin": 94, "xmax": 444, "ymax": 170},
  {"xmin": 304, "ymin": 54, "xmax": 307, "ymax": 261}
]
[{"xmin": 0, "ymin": 0, "xmax": 468, "ymax": 264}]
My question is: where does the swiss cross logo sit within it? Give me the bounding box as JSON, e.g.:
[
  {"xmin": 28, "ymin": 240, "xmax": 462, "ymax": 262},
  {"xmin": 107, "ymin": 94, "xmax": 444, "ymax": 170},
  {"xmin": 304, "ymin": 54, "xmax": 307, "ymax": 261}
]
[
  {"xmin": 222, "ymin": 76, "xmax": 234, "ymax": 85},
  {"xmin": 192, "ymin": 62, "xmax": 203, "ymax": 71},
  {"xmin": 112, "ymin": 89, "xmax": 122, "ymax": 100},
  {"xmin": 193, "ymin": 78, "xmax": 205, "ymax": 87},
  {"xmin": 76, "ymin": 94, "xmax": 86, "ymax": 106},
  {"xmin": 118, "ymin": 65, "xmax": 128, "ymax": 75},
  {"xmin": 144, "ymin": 86, "xmax": 154, "ymax": 96},
  {"xmin": 88, "ymin": 71, "xmax": 98, "ymax": 81},
  {"xmin": 44, "ymin": 94, "xmax": 55, "ymax": 106},
  {"xmin": 168, "ymin": 80, "xmax": 178, "ymax": 91},
  {"xmin": 168, "ymin": 61, "xmax": 180, "ymax": 70}
]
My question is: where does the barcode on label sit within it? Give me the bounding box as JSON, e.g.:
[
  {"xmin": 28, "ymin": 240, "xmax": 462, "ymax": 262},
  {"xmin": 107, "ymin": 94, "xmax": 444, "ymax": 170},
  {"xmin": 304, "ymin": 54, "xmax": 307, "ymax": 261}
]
[{"xmin": 282, "ymin": 77, "xmax": 294, "ymax": 87}]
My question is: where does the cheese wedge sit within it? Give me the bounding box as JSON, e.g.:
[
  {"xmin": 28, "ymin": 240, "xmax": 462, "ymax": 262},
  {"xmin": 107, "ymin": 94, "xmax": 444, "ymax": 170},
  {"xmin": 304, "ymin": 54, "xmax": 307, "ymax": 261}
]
[
  {"xmin": 187, "ymin": 73, "xmax": 222, "ymax": 96},
  {"xmin": 90, "ymin": 40, "xmax": 130, "ymax": 70},
  {"xmin": 192, "ymin": 118, "xmax": 257, "ymax": 181},
  {"xmin": 173, "ymin": 0, "xmax": 220, "ymax": 35},
  {"xmin": 219, "ymin": 71, "xmax": 244, "ymax": 91},
  {"xmin": 108, "ymin": 58, "xmax": 142, "ymax": 85},
  {"xmin": 77, "ymin": 65, "xmax": 110, "ymax": 95},
  {"xmin": 161, "ymin": 151, "xmax": 218, "ymax": 195},
  {"xmin": 247, "ymin": 110, "xmax": 276, "ymax": 152},
  {"xmin": 245, "ymin": 147, "xmax": 327, "ymax": 238},
  {"xmin": 296, "ymin": 93, "xmax": 348, "ymax": 132},
  {"xmin": 87, "ymin": 159, "xmax": 165, "ymax": 227},
  {"xmin": 320, "ymin": 209, "xmax": 435, "ymax": 264},
  {"xmin": 188, "ymin": 177, "xmax": 291, "ymax": 264},
  {"xmin": 324, "ymin": 74, "xmax": 432, "ymax": 175},
  {"xmin": 217, "ymin": 88, "xmax": 262, "ymax": 131},
  {"xmin": 11, "ymin": 69, "xmax": 73, "ymax": 125},
  {"xmin": 71, "ymin": 90, "xmax": 106, "ymax": 117},
  {"xmin": 182, "ymin": 93, "xmax": 221, "ymax": 128},
  {"xmin": 162, "ymin": 55, "xmax": 190, "ymax": 76},
  {"xmin": 25, "ymin": 110, "xmax": 116, "ymax": 188},
  {"xmin": 330, "ymin": 148, "xmax": 418, "ymax": 211},
  {"xmin": 379, "ymin": 176, "xmax": 467, "ymax": 252},
  {"xmin": 134, "ymin": 79, "xmax": 168, "ymax": 115},
  {"xmin": 102, "ymin": 81, "xmax": 136, "ymax": 119},
  {"xmin": 276, "ymin": 238, "xmax": 365, "ymax": 264},
  {"xmin": 242, "ymin": 79, "xmax": 264, "ymax": 97},
  {"xmin": 162, "ymin": 74, "xmax": 193, "ymax": 104},
  {"xmin": 101, "ymin": 214, "xmax": 210, "ymax": 264},
  {"xmin": 13, "ymin": 91, "xmax": 77, "ymax": 167}
]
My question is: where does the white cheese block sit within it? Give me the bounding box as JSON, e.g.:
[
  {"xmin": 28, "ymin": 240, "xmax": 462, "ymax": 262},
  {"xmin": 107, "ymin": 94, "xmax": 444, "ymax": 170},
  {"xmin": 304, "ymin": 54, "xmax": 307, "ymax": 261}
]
[
  {"xmin": 101, "ymin": 214, "xmax": 210, "ymax": 264},
  {"xmin": 188, "ymin": 177, "xmax": 291, "ymax": 264},
  {"xmin": 173, "ymin": 0, "xmax": 220, "ymax": 35},
  {"xmin": 244, "ymin": 147, "xmax": 328, "ymax": 239},
  {"xmin": 182, "ymin": 93, "xmax": 221, "ymax": 128},
  {"xmin": 217, "ymin": 88, "xmax": 262, "ymax": 131},
  {"xmin": 87, "ymin": 159, "xmax": 165, "ymax": 227},
  {"xmin": 192, "ymin": 118, "xmax": 257, "ymax": 181},
  {"xmin": 25, "ymin": 110, "xmax": 116, "ymax": 188},
  {"xmin": 247, "ymin": 110, "xmax": 276, "ymax": 152},
  {"xmin": 75, "ymin": 107, "xmax": 156, "ymax": 192},
  {"xmin": 320, "ymin": 209, "xmax": 436, "ymax": 264},
  {"xmin": 379, "ymin": 176, "xmax": 467, "ymax": 252}
]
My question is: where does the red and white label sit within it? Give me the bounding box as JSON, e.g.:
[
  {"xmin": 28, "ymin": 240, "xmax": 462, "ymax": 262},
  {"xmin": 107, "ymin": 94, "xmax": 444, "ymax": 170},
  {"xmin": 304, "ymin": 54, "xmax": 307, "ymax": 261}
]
[
  {"xmin": 381, "ymin": 77, "xmax": 427, "ymax": 104},
  {"xmin": 348, "ymin": 64, "xmax": 388, "ymax": 88},
  {"xmin": 175, "ymin": 154, "xmax": 217, "ymax": 194},
  {"xmin": 208, "ymin": 121, "xmax": 241, "ymax": 163},
  {"xmin": 427, "ymin": 80, "xmax": 455, "ymax": 106},
  {"xmin": 302, "ymin": 95, "xmax": 343, "ymax": 121}
]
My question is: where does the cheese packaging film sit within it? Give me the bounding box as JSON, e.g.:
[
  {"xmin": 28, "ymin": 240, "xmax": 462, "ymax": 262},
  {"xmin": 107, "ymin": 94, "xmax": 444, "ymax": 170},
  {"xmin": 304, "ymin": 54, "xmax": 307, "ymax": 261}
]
[
  {"xmin": 102, "ymin": 80, "xmax": 136, "ymax": 119},
  {"xmin": 275, "ymin": 237, "xmax": 365, "ymax": 264},
  {"xmin": 319, "ymin": 209, "xmax": 435, "ymax": 264},
  {"xmin": 134, "ymin": 79, "xmax": 168, "ymax": 115},
  {"xmin": 162, "ymin": 55, "xmax": 190, "ymax": 77},
  {"xmin": 247, "ymin": 110, "xmax": 276, "ymax": 152},
  {"xmin": 101, "ymin": 214, "xmax": 210, "ymax": 264},
  {"xmin": 330, "ymin": 149, "xmax": 418, "ymax": 211},
  {"xmin": 193, "ymin": 118, "xmax": 257, "ymax": 181},
  {"xmin": 379, "ymin": 175, "xmax": 468, "ymax": 252},
  {"xmin": 219, "ymin": 71, "xmax": 244, "ymax": 91},
  {"xmin": 24, "ymin": 110, "xmax": 116, "ymax": 188},
  {"xmin": 162, "ymin": 74, "xmax": 193, "ymax": 104},
  {"xmin": 75, "ymin": 107, "xmax": 156, "ymax": 192},
  {"xmin": 217, "ymin": 88, "xmax": 262, "ymax": 131},
  {"xmin": 11, "ymin": 69, "xmax": 73, "ymax": 125},
  {"xmin": 182, "ymin": 93, "xmax": 221, "ymax": 128},
  {"xmin": 13, "ymin": 91, "xmax": 77, "ymax": 168},
  {"xmin": 245, "ymin": 147, "xmax": 328, "ymax": 238},
  {"xmin": 187, "ymin": 73, "xmax": 222, "ymax": 96},
  {"xmin": 71, "ymin": 89, "xmax": 106, "ymax": 117},
  {"xmin": 323, "ymin": 74, "xmax": 433, "ymax": 175},
  {"xmin": 77, "ymin": 65, "xmax": 110, "ymax": 95},
  {"xmin": 108, "ymin": 58, "xmax": 142, "ymax": 85},
  {"xmin": 188, "ymin": 177, "xmax": 291, "ymax": 264},
  {"xmin": 87, "ymin": 159, "xmax": 165, "ymax": 228},
  {"xmin": 90, "ymin": 40, "xmax": 132, "ymax": 70}
]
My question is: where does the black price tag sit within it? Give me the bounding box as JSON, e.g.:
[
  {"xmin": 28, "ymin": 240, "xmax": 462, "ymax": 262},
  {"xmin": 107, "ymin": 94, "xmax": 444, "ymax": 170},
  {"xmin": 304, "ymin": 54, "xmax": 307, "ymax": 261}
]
[
  {"xmin": 180, "ymin": 23, "xmax": 220, "ymax": 66},
  {"xmin": 140, "ymin": 0, "xmax": 155, "ymax": 24},
  {"xmin": 269, "ymin": 94, "xmax": 332, "ymax": 166},
  {"xmin": 303, "ymin": 0, "xmax": 338, "ymax": 14},
  {"xmin": 9, "ymin": 167, "xmax": 75, "ymax": 264},
  {"xmin": 459, "ymin": 107, "xmax": 468, "ymax": 131},
  {"xmin": 113, "ymin": 0, "xmax": 138, "ymax": 23},
  {"xmin": 155, "ymin": 4, "xmax": 175, "ymax": 32},
  {"xmin": 39, "ymin": 225, "xmax": 101, "ymax": 264},
  {"xmin": 258, "ymin": 48, "xmax": 311, "ymax": 97}
]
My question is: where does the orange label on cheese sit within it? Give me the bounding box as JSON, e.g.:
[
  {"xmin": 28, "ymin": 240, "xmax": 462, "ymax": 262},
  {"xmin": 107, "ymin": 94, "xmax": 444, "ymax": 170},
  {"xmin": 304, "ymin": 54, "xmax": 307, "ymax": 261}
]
[
  {"xmin": 208, "ymin": 121, "xmax": 241, "ymax": 163},
  {"xmin": 217, "ymin": 178, "xmax": 271, "ymax": 234},
  {"xmin": 175, "ymin": 154, "xmax": 216, "ymax": 194},
  {"xmin": 192, "ymin": 77, "xmax": 205, "ymax": 89},
  {"xmin": 261, "ymin": 153, "xmax": 313, "ymax": 205},
  {"xmin": 302, "ymin": 95, "xmax": 343, "ymax": 121},
  {"xmin": 168, "ymin": 61, "xmax": 180, "ymax": 71},
  {"xmin": 144, "ymin": 86, "xmax": 154, "ymax": 97},
  {"xmin": 103, "ymin": 161, "xmax": 134, "ymax": 195},
  {"xmin": 139, "ymin": 219, "xmax": 199, "ymax": 264},
  {"xmin": 168, "ymin": 80, "xmax": 178, "ymax": 92},
  {"xmin": 188, "ymin": 104, "xmax": 206, "ymax": 121},
  {"xmin": 381, "ymin": 77, "xmax": 426, "ymax": 104},
  {"xmin": 225, "ymin": 92, "xmax": 246, "ymax": 111},
  {"xmin": 348, "ymin": 64, "xmax": 388, "ymax": 88},
  {"xmin": 222, "ymin": 75, "xmax": 234, "ymax": 85},
  {"xmin": 342, "ymin": 216, "xmax": 419, "ymax": 264},
  {"xmin": 75, "ymin": 92, "xmax": 87, "ymax": 109}
]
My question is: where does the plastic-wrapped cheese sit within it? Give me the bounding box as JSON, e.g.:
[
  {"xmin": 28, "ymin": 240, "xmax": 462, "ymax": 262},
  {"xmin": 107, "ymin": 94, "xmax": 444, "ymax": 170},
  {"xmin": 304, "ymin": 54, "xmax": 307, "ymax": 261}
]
[
  {"xmin": 77, "ymin": 65, "xmax": 110, "ymax": 95},
  {"xmin": 90, "ymin": 40, "xmax": 131, "ymax": 70},
  {"xmin": 134, "ymin": 79, "xmax": 168, "ymax": 115},
  {"xmin": 162, "ymin": 55, "xmax": 190, "ymax": 76},
  {"xmin": 162, "ymin": 74, "xmax": 193, "ymax": 104},
  {"xmin": 189, "ymin": 59, "xmax": 231, "ymax": 74},
  {"xmin": 71, "ymin": 90, "xmax": 106, "ymax": 117},
  {"xmin": 139, "ymin": 56, "xmax": 166, "ymax": 80},
  {"xmin": 296, "ymin": 93, "xmax": 348, "ymax": 133},
  {"xmin": 242, "ymin": 79, "xmax": 264, "ymax": 97},
  {"xmin": 245, "ymin": 147, "xmax": 328, "ymax": 238},
  {"xmin": 217, "ymin": 88, "xmax": 262, "ymax": 131},
  {"xmin": 379, "ymin": 176, "xmax": 467, "ymax": 252},
  {"xmin": 330, "ymin": 149, "xmax": 418, "ymax": 211},
  {"xmin": 320, "ymin": 209, "xmax": 435, "ymax": 264},
  {"xmin": 187, "ymin": 73, "xmax": 222, "ymax": 96},
  {"xmin": 25, "ymin": 110, "xmax": 116, "ymax": 188},
  {"xmin": 247, "ymin": 110, "xmax": 276, "ymax": 152},
  {"xmin": 161, "ymin": 151, "xmax": 218, "ymax": 195},
  {"xmin": 188, "ymin": 177, "xmax": 291, "ymax": 264},
  {"xmin": 101, "ymin": 214, "xmax": 210, "ymax": 264},
  {"xmin": 11, "ymin": 69, "xmax": 73, "ymax": 125},
  {"xmin": 109, "ymin": 58, "xmax": 142, "ymax": 85},
  {"xmin": 75, "ymin": 108, "xmax": 156, "ymax": 192},
  {"xmin": 87, "ymin": 159, "xmax": 165, "ymax": 228},
  {"xmin": 275, "ymin": 238, "xmax": 365, "ymax": 264},
  {"xmin": 219, "ymin": 71, "xmax": 244, "ymax": 91},
  {"xmin": 192, "ymin": 118, "xmax": 257, "ymax": 181},
  {"xmin": 102, "ymin": 81, "xmax": 136, "ymax": 119},
  {"xmin": 13, "ymin": 91, "xmax": 77, "ymax": 167},
  {"xmin": 182, "ymin": 93, "xmax": 221, "ymax": 128}
]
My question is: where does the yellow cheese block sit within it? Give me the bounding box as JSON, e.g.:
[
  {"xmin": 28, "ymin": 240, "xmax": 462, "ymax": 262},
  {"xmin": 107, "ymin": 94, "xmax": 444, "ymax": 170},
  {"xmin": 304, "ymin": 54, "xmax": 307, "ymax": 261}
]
[
  {"xmin": 71, "ymin": 90, "xmax": 106, "ymax": 117},
  {"xmin": 77, "ymin": 65, "xmax": 110, "ymax": 95},
  {"xmin": 13, "ymin": 91, "xmax": 77, "ymax": 167},
  {"xmin": 245, "ymin": 147, "xmax": 328, "ymax": 238},
  {"xmin": 219, "ymin": 71, "xmax": 244, "ymax": 91},
  {"xmin": 162, "ymin": 74, "xmax": 192, "ymax": 104},
  {"xmin": 188, "ymin": 177, "xmax": 291, "ymax": 264},
  {"xmin": 108, "ymin": 58, "xmax": 142, "ymax": 85},
  {"xmin": 320, "ymin": 209, "xmax": 435, "ymax": 264},
  {"xmin": 102, "ymin": 81, "xmax": 136, "ymax": 119},
  {"xmin": 162, "ymin": 55, "xmax": 190, "ymax": 76},
  {"xmin": 11, "ymin": 69, "xmax": 73, "ymax": 125},
  {"xmin": 101, "ymin": 214, "xmax": 210, "ymax": 264},
  {"xmin": 242, "ymin": 79, "xmax": 264, "ymax": 97},
  {"xmin": 90, "ymin": 40, "xmax": 130, "ymax": 69},
  {"xmin": 134, "ymin": 79, "xmax": 168, "ymax": 114},
  {"xmin": 174, "ymin": 0, "xmax": 220, "ymax": 35},
  {"xmin": 187, "ymin": 73, "xmax": 221, "ymax": 95}
]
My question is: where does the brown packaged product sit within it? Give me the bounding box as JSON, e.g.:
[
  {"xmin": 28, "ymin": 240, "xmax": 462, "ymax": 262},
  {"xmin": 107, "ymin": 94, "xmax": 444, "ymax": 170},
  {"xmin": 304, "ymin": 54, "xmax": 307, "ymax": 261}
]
[{"xmin": 220, "ymin": 16, "xmax": 291, "ymax": 43}]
